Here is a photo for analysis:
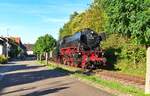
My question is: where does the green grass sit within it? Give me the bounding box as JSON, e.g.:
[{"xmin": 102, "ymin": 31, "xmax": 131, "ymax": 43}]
[
  {"xmin": 38, "ymin": 61, "xmax": 150, "ymax": 96},
  {"xmin": 116, "ymin": 60, "xmax": 146, "ymax": 77},
  {"xmin": 73, "ymin": 73, "xmax": 149, "ymax": 96}
]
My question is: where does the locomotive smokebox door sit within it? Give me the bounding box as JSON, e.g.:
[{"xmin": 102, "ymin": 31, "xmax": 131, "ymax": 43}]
[{"xmin": 99, "ymin": 32, "xmax": 106, "ymax": 41}]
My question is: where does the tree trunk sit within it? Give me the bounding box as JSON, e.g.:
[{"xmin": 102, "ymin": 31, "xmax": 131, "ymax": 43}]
[
  {"xmin": 45, "ymin": 52, "xmax": 48, "ymax": 65},
  {"xmin": 40, "ymin": 54, "xmax": 42, "ymax": 61},
  {"xmin": 145, "ymin": 46, "xmax": 150, "ymax": 94},
  {"xmin": 37, "ymin": 54, "xmax": 39, "ymax": 60},
  {"xmin": 50, "ymin": 51, "xmax": 52, "ymax": 58}
]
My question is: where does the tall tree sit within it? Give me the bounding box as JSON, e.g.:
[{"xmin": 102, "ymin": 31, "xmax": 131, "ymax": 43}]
[
  {"xmin": 70, "ymin": 11, "xmax": 79, "ymax": 20},
  {"xmin": 98, "ymin": 0, "xmax": 150, "ymax": 45},
  {"xmin": 33, "ymin": 34, "xmax": 56, "ymax": 61},
  {"xmin": 59, "ymin": 4, "xmax": 106, "ymax": 39},
  {"xmin": 98, "ymin": 0, "xmax": 150, "ymax": 94}
]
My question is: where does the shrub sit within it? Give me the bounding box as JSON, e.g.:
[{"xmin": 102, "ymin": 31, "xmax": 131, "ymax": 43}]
[
  {"xmin": 0, "ymin": 55, "xmax": 8, "ymax": 64},
  {"xmin": 101, "ymin": 34, "xmax": 146, "ymax": 76}
]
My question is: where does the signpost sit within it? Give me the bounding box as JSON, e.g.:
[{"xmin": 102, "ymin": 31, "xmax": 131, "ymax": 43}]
[{"xmin": 145, "ymin": 47, "xmax": 150, "ymax": 94}]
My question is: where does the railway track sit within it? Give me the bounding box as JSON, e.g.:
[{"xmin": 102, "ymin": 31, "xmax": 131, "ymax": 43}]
[
  {"xmin": 92, "ymin": 70, "xmax": 145, "ymax": 89},
  {"xmin": 50, "ymin": 61, "xmax": 145, "ymax": 89}
]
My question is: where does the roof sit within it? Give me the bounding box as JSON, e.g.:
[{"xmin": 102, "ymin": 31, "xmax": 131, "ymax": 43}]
[
  {"xmin": 9, "ymin": 37, "xmax": 21, "ymax": 44},
  {"xmin": 24, "ymin": 44, "xmax": 34, "ymax": 51}
]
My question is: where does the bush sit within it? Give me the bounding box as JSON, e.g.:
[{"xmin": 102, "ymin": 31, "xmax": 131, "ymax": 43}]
[
  {"xmin": 121, "ymin": 45, "xmax": 146, "ymax": 64},
  {"xmin": 0, "ymin": 55, "xmax": 8, "ymax": 64},
  {"xmin": 101, "ymin": 34, "xmax": 126, "ymax": 69},
  {"xmin": 101, "ymin": 34, "xmax": 146, "ymax": 76}
]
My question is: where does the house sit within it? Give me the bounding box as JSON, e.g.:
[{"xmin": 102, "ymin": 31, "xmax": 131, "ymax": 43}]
[
  {"xmin": 24, "ymin": 44, "xmax": 34, "ymax": 55},
  {"xmin": 0, "ymin": 37, "xmax": 10, "ymax": 57},
  {"xmin": 8, "ymin": 37, "xmax": 27, "ymax": 58},
  {"xmin": 0, "ymin": 36, "xmax": 27, "ymax": 58},
  {"xmin": 0, "ymin": 37, "xmax": 6, "ymax": 56}
]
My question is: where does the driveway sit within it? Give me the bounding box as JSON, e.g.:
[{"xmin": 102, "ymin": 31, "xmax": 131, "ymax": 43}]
[{"xmin": 0, "ymin": 60, "xmax": 112, "ymax": 96}]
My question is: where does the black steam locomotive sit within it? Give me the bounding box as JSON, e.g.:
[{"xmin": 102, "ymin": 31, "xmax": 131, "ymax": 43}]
[{"xmin": 54, "ymin": 28, "xmax": 106, "ymax": 69}]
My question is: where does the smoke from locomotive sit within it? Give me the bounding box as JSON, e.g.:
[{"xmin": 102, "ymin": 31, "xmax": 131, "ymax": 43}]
[{"xmin": 53, "ymin": 28, "xmax": 106, "ymax": 69}]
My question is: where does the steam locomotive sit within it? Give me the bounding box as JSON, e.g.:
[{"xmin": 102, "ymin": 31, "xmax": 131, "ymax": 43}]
[{"xmin": 54, "ymin": 28, "xmax": 106, "ymax": 69}]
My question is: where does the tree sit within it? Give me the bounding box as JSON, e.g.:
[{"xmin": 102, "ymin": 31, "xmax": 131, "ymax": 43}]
[
  {"xmin": 59, "ymin": 4, "xmax": 106, "ymax": 39},
  {"xmin": 98, "ymin": 0, "xmax": 150, "ymax": 94},
  {"xmin": 97, "ymin": 0, "xmax": 150, "ymax": 45},
  {"xmin": 33, "ymin": 34, "xmax": 56, "ymax": 62},
  {"xmin": 70, "ymin": 11, "xmax": 79, "ymax": 20}
]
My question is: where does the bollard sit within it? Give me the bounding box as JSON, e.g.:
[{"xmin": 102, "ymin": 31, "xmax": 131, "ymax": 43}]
[
  {"xmin": 145, "ymin": 47, "xmax": 150, "ymax": 94},
  {"xmin": 46, "ymin": 52, "xmax": 48, "ymax": 65},
  {"xmin": 37, "ymin": 54, "xmax": 39, "ymax": 60}
]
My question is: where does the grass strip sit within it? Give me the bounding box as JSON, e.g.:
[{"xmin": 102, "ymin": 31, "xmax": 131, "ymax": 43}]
[
  {"xmin": 38, "ymin": 61, "xmax": 150, "ymax": 96},
  {"xmin": 73, "ymin": 73, "xmax": 148, "ymax": 96}
]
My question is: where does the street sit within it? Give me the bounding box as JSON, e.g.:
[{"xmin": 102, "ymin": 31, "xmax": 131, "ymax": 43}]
[{"xmin": 0, "ymin": 60, "xmax": 112, "ymax": 96}]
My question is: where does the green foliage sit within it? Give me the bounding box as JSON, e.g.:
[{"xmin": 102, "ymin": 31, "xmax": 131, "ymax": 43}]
[
  {"xmin": 102, "ymin": 34, "xmax": 146, "ymax": 76},
  {"xmin": 60, "ymin": 0, "xmax": 150, "ymax": 45},
  {"xmin": 33, "ymin": 34, "xmax": 56, "ymax": 54},
  {"xmin": 9, "ymin": 44, "xmax": 21, "ymax": 58},
  {"xmin": 59, "ymin": 3, "xmax": 107, "ymax": 39},
  {"xmin": 0, "ymin": 55, "xmax": 8, "ymax": 64},
  {"xmin": 7, "ymin": 39, "xmax": 22, "ymax": 58},
  {"xmin": 97, "ymin": 0, "xmax": 149, "ymax": 75},
  {"xmin": 58, "ymin": 0, "xmax": 149, "ymax": 76},
  {"xmin": 121, "ymin": 45, "xmax": 146, "ymax": 63},
  {"xmin": 99, "ymin": 0, "xmax": 150, "ymax": 45},
  {"xmin": 70, "ymin": 11, "xmax": 79, "ymax": 20}
]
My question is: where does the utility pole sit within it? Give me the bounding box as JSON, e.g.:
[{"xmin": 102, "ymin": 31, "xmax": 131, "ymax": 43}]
[
  {"xmin": 145, "ymin": 46, "xmax": 150, "ymax": 94},
  {"xmin": 6, "ymin": 28, "xmax": 10, "ymax": 37}
]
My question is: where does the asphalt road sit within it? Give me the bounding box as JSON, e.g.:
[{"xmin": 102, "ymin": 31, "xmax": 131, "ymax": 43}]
[{"xmin": 0, "ymin": 60, "xmax": 112, "ymax": 96}]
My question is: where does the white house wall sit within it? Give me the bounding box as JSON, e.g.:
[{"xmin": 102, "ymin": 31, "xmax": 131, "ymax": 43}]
[
  {"xmin": 0, "ymin": 45, "xmax": 3, "ymax": 55},
  {"xmin": 27, "ymin": 51, "xmax": 33, "ymax": 55}
]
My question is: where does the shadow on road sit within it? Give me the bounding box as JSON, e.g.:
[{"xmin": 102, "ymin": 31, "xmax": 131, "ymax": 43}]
[
  {"xmin": 25, "ymin": 87, "xmax": 69, "ymax": 96},
  {"xmin": 9, "ymin": 55, "xmax": 36, "ymax": 62},
  {"xmin": 0, "ymin": 67, "xmax": 70, "ymax": 95},
  {"xmin": 0, "ymin": 64, "xmax": 43, "ymax": 73}
]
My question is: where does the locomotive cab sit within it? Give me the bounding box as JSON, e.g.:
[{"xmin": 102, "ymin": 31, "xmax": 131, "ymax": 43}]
[{"xmin": 80, "ymin": 28, "xmax": 102, "ymax": 51}]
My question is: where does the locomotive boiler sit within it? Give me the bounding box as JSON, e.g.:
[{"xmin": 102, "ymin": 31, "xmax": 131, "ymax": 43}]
[{"xmin": 55, "ymin": 28, "xmax": 106, "ymax": 69}]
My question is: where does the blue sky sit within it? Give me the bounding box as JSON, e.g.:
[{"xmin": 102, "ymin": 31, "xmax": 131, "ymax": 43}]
[{"xmin": 0, "ymin": 0, "xmax": 91, "ymax": 43}]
